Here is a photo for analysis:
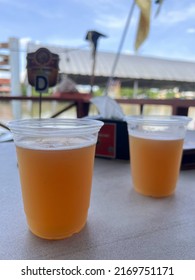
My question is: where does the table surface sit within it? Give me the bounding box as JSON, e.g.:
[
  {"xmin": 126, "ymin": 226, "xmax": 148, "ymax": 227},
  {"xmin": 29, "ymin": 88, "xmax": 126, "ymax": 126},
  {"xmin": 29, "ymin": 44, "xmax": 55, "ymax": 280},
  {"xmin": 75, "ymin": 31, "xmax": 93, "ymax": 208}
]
[{"xmin": 0, "ymin": 141, "xmax": 195, "ymax": 260}]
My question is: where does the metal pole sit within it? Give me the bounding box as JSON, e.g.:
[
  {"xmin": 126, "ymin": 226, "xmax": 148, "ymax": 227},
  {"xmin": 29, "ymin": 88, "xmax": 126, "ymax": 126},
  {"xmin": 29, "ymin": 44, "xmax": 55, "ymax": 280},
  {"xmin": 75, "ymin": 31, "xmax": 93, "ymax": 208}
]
[
  {"xmin": 90, "ymin": 52, "xmax": 96, "ymax": 94},
  {"xmin": 39, "ymin": 92, "xmax": 42, "ymax": 119},
  {"xmin": 105, "ymin": 0, "xmax": 136, "ymax": 95},
  {"xmin": 9, "ymin": 37, "xmax": 22, "ymax": 118}
]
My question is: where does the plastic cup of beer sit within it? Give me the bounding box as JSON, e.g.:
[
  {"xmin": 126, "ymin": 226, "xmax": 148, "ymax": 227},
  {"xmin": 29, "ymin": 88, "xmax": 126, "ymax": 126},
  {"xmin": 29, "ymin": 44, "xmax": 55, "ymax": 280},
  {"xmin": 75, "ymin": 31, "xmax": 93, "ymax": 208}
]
[
  {"xmin": 9, "ymin": 118, "xmax": 103, "ymax": 239},
  {"xmin": 126, "ymin": 115, "xmax": 191, "ymax": 198}
]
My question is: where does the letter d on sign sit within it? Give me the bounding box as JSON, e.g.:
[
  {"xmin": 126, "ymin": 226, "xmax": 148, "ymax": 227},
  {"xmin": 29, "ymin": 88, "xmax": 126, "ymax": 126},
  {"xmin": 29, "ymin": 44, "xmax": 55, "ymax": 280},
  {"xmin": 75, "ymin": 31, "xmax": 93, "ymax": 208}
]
[{"xmin": 35, "ymin": 75, "xmax": 48, "ymax": 92}]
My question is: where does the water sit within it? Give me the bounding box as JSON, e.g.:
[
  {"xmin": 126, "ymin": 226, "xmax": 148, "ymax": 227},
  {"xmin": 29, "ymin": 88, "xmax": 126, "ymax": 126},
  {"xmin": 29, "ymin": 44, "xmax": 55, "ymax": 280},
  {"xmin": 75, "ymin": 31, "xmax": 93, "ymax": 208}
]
[
  {"xmin": 0, "ymin": 101, "xmax": 77, "ymax": 120},
  {"xmin": 0, "ymin": 100, "xmax": 195, "ymax": 129}
]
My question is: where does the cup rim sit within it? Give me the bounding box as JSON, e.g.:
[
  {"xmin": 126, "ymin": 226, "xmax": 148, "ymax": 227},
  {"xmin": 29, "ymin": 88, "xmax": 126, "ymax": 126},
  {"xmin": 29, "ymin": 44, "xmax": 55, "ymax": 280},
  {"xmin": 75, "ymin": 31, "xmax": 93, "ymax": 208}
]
[
  {"xmin": 125, "ymin": 115, "xmax": 192, "ymax": 126},
  {"xmin": 8, "ymin": 118, "xmax": 103, "ymax": 136}
]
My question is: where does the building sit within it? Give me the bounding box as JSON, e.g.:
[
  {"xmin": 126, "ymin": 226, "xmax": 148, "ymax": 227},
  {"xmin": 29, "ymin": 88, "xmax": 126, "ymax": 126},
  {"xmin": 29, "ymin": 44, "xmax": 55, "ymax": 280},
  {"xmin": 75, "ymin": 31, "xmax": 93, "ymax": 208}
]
[
  {"xmin": 28, "ymin": 42, "xmax": 195, "ymax": 91},
  {"xmin": 0, "ymin": 78, "xmax": 10, "ymax": 94}
]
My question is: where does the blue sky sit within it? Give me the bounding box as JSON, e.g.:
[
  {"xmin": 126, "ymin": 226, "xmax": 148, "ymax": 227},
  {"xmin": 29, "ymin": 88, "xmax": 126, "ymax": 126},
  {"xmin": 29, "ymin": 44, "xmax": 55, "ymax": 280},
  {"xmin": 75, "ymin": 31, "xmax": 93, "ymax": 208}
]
[{"xmin": 1, "ymin": 0, "xmax": 195, "ymax": 61}]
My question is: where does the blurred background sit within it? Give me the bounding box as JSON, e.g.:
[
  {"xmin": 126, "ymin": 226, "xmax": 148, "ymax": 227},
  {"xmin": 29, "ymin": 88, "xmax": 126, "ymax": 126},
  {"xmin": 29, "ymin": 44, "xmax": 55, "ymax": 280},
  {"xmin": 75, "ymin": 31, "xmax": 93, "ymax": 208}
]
[{"xmin": 0, "ymin": 0, "xmax": 195, "ymax": 129}]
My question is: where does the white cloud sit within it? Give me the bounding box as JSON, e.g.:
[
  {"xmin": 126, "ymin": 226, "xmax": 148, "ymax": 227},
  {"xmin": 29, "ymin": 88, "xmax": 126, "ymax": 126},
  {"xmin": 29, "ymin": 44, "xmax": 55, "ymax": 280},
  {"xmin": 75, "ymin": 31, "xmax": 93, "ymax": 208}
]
[
  {"xmin": 73, "ymin": 0, "xmax": 123, "ymax": 11},
  {"xmin": 154, "ymin": 4, "xmax": 195, "ymax": 25},
  {"xmin": 20, "ymin": 37, "xmax": 31, "ymax": 47},
  {"xmin": 44, "ymin": 37, "xmax": 87, "ymax": 49},
  {"xmin": 36, "ymin": 9, "xmax": 64, "ymax": 20},
  {"xmin": 0, "ymin": 0, "xmax": 29, "ymax": 10},
  {"xmin": 95, "ymin": 15, "xmax": 126, "ymax": 29},
  {"xmin": 187, "ymin": 28, "xmax": 195, "ymax": 34}
]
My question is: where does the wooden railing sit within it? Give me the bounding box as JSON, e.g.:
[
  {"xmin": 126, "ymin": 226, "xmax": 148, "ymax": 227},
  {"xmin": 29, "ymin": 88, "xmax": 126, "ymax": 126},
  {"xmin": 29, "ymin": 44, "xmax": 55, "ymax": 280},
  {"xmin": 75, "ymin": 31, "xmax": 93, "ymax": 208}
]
[
  {"xmin": 116, "ymin": 98, "xmax": 195, "ymax": 116},
  {"xmin": 0, "ymin": 93, "xmax": 195, "ymax": 118},
  {"xmin": 0, "ymin": 92, "xmax": 91, "ymax": 118}
]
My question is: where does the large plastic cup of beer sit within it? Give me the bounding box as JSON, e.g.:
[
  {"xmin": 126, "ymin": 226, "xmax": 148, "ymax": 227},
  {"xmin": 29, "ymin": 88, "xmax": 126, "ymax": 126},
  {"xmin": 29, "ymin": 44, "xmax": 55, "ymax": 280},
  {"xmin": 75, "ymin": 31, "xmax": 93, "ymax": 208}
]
[
  {"xmin": 126, "ymin": 115, "xmax": 191, "ymax": 198},
  {"xmin": 9, "ymin": 118, "xmax": 103, "ymax": 239}
]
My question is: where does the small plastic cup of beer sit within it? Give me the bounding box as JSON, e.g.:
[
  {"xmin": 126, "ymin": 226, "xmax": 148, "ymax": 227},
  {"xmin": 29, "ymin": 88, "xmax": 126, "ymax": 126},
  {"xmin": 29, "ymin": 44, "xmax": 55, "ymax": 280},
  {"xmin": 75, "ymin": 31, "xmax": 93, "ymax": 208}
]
[
  {"xmin": 9, "ymin": 118, "xmax": 103, "ymax": 239},
  {"xmin": 125, "ymin": 115, "xmax": 191, "ymax": 198}
]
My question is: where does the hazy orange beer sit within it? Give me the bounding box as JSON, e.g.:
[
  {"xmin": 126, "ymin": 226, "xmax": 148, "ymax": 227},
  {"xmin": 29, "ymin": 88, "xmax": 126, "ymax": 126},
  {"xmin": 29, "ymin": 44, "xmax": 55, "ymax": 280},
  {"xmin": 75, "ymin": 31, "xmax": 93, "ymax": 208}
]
[
  {"xmin": 126, "ymin": 116, "xmax": 191, "ymax": 197},
  {"xmin": 9, "ymin": 118, "xmax": 103, "ymax": 239}
]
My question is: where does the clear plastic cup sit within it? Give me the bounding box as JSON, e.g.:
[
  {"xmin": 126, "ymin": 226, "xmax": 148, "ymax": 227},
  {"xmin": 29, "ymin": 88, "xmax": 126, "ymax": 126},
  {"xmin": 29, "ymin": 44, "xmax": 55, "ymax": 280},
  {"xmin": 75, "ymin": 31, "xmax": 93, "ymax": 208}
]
[
  {"xmin": 9, "ymin": 118, "xmax": 103, "ymax": 239},
  {"xmin": 125, "ymin": 115, "xmax": 191, "ymax": 198}
]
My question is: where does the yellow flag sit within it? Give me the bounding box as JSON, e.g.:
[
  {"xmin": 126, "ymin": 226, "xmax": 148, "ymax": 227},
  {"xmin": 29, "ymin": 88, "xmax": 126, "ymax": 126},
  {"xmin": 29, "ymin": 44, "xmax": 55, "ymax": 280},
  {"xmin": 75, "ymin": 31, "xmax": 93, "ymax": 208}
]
[{"xmin": 135, "ymin": 0, "xmax": 151, "ymax": 51}]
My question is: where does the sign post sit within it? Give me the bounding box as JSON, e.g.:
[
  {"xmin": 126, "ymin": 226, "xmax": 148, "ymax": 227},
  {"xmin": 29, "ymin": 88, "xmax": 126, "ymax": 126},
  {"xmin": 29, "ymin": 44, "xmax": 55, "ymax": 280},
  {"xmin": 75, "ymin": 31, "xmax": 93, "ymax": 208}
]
[{"xmin": 26, "ymin": 48, "xmax": 59, "ymax": 118}]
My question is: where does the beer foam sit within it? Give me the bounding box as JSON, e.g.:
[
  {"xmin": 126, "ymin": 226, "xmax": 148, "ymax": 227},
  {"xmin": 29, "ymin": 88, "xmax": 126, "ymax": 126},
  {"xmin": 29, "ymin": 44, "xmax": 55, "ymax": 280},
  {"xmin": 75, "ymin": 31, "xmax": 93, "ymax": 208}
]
[
  {"xmin": 15, "ymin": 136, "xmax": 96, "ymax": 150},
  {"xmin": 129, "ymin": 130, "xmax": 184, "ymax": 140}
]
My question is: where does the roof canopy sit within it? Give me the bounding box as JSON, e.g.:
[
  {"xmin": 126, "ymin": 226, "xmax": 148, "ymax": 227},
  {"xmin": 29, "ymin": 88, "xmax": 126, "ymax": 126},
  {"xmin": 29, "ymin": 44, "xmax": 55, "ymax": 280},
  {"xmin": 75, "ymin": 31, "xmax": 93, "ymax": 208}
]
[{"xmin": 27, "ymin": 43, "xmax": 195, "ymax": 90}]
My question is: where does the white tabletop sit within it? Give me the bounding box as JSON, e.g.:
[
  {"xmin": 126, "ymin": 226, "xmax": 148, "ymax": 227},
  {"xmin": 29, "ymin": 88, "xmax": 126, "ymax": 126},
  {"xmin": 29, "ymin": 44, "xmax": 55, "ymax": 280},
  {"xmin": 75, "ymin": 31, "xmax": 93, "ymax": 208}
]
[{"xmin": 0, "ymin": 142, "xmax": 195, "ymax": 260}]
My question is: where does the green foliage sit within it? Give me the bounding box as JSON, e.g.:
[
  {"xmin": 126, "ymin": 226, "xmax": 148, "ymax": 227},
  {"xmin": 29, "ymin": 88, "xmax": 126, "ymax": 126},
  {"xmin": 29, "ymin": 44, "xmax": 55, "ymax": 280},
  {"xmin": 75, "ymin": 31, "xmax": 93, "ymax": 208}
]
[
  {"xmin": 21, "ymin": 84, "xmax": 27, "ymax": 96},
  {"xmin": 165, "ymin": 91, "xmax": 176, "ymax": 99},
  {"xmin": 93, "ymin": 88, "xmax": 104, "ymax": 96},
  {"xmin": 120, "ymin": 88, "xmax": 134, "ymax": 98},
  {"xmin": 20, "ymin": 84, "xmax": 53, "ymax": 97},
  {"xmin": 32, "ymin": 87, "xmax": 53, "ymax": 96},
  {"xmin": 21, "ymin": 83, "xmax": 176, "ymax": 99},
  {"xmin": 119, "ymin": 87, "xmax": 160, "ymax": 98}
]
